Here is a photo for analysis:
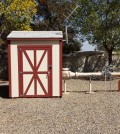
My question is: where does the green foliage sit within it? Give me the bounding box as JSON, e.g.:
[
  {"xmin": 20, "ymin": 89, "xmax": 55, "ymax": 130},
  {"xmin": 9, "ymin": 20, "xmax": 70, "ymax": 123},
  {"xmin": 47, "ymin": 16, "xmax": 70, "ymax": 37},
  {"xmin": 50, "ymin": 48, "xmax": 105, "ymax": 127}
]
[
  {"xmin": 32, "ymin": 0, "xmax": 82, "ymax": 52},
  {"xmin": 74, "ymin": 0, "xmax": 120, "ymax": 64},
  {"xmin": 0, "ymin": 0, "xmax": 82, "ymax": 52},
  {"xmin": 63, "ymin": 27, "xmax": 82, "ymax": 53},
  {"xmin": 32, "ymin": 0, "xmax": 76, "ymax": 30},
  {"xmin": 0, "ymin": 0, "xmax": 36, "ymax": 35},
  {"xmin": 63, "ymin": 40, "xmax": 81, "ymax": 54},
  {"xmin": 0, "ymin": 0, "xmax": 37, "ymax": 48}
]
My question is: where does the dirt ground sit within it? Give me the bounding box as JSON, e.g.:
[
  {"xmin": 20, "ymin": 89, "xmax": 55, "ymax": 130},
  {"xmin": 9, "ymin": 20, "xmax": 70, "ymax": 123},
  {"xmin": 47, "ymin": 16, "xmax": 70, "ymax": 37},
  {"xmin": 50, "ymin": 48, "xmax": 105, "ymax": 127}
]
[{"xmin": 0, "ymin": 79, "xmax": 120, "ymax": 134}]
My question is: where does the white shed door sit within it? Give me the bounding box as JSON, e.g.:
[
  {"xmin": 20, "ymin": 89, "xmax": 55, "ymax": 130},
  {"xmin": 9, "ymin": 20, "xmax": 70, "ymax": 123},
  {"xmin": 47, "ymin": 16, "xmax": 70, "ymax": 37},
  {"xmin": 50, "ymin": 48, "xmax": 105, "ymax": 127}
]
[{"xmin": 18, "ymin": 45, "xmax": 52, "ymax": 97}]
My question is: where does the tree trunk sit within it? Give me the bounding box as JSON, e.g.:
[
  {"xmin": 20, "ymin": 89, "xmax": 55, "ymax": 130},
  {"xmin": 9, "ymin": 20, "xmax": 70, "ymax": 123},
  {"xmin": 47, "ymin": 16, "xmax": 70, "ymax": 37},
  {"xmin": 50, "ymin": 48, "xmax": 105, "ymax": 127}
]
[{"xmin": 108, "ymin": 50, "xmax": 113, "ymax": 65}]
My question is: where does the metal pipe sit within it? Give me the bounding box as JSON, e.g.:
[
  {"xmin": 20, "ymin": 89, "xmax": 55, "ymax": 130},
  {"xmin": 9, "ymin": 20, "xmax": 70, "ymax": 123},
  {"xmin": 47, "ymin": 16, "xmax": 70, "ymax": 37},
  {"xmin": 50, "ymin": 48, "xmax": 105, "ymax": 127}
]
[
  {"xmin": 65, "ymin": 26, "xmax": 68, "ymax": 44},
  {"xmin": 110, "ymin": 72, "xmax": 120, "ymax": 76},
  {"xmin": 62, "ymin": 70, "xmax": 120, "ymax": 93},
  {"xmin": 63, "ymin": 71, "xmax": 120, "ymax": 78},
  {"xmin": 86, "ymin": 77, "xmax": 95, "ymax": 94}
]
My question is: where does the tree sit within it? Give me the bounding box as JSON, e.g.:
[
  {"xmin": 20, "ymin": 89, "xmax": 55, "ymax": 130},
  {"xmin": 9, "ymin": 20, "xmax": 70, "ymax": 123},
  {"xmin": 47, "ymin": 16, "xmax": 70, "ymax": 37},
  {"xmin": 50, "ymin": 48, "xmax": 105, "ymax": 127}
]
[
  {"xmin": 32, "ymin": 0, "xmax": 76, "ymax": 30},
  {"xmin": 32, "ymin": 0, "xmax": 82, "ymax": 53},
  {"xmin": 63, "ymin": 27, "xmax": 81, "ymax": 53},
  {"xmin": 0, "ymin": 0, "xmax": 37, "ymax": 48},
  {"xmin": 75, "ymin": 0, "xmax": 120, "ymax": 65}
]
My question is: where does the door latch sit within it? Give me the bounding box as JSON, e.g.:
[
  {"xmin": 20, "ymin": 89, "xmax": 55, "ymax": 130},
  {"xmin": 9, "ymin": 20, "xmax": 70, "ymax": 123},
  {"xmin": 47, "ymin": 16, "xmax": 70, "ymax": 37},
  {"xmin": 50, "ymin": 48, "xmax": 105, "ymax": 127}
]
[
  {"xmin": 46, "ymin": 71, "xmax": 50, "ymax": 78},
  {"xmin": 48, "ymin": 65, "xmax": 52, "ymax": 69}
]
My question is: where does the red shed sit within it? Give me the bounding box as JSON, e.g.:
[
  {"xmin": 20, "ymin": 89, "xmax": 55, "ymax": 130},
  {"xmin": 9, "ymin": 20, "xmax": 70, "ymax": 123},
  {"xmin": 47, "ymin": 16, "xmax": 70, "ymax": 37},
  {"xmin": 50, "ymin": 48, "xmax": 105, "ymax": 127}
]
[{"xmin": 7, "ymin": 31, "xmax": 63, "ymax": 98}]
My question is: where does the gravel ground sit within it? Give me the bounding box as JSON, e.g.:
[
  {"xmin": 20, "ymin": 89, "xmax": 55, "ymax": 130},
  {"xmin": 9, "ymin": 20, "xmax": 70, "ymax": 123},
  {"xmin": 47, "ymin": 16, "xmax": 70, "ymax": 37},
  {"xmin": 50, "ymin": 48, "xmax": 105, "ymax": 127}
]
[{"xmin": 0, "ymin": 78, "xmax": 120, "ymax": 134}]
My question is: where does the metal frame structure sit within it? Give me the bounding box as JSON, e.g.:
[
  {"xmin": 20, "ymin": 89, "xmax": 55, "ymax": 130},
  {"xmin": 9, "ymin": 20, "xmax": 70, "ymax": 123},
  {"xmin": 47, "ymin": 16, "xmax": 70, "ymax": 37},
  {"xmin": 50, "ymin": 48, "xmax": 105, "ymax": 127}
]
[
  {"xmin": 63, "ymin": 4, "xmax": 80, "ymax": 44},
  {"xmin": 63, "ymin": 67, "xmax": 120, "ymax": 94}
]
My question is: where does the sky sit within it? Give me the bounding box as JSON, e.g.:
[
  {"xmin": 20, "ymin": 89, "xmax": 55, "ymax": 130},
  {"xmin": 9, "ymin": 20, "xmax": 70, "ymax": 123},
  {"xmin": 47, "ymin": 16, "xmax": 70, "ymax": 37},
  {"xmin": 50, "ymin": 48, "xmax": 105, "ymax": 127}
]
[{"xmin": 81, "ymin": 41, "xmax": 95, "ymax": 51}]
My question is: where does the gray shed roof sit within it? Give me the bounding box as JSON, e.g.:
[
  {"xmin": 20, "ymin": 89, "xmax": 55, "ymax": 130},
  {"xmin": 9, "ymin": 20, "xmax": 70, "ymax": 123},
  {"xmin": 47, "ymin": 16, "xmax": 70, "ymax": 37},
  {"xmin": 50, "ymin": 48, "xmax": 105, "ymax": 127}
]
[{"xmin": 7, "ymin": 31, "xmax": 63, "ymax": 39}]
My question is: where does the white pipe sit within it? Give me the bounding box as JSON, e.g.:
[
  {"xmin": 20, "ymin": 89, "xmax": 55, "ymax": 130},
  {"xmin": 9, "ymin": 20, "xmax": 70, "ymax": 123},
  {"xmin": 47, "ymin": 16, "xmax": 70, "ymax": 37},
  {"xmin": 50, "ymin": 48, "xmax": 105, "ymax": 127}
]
[
  {"xmin": 63, "ymin": 71, "xmax": 120, "ymax": 78},
  {"xmin": 110, "ymin": 72, "xmax": 120, "ymax": 76},
  {"xmin": 62, "ymin": 70, "xmax": 120, "ymax": 93},
  {"xmin": 86, "ymin": 77, "xmax": 95, "ymax": 94},
  {"xmin": 75, "ymin": 72, "xmax": 102, "ymax": 77},
  {"xmin": 89, "ymin": 77, "xmax": 92, "ymax": 93},
  {"xmin": 63, "ymin": 79, "xmax": 69, "ymax": 94},
  {"xmin": 63, "ymin": 71, "xmax": 103, "ymax": 78}
]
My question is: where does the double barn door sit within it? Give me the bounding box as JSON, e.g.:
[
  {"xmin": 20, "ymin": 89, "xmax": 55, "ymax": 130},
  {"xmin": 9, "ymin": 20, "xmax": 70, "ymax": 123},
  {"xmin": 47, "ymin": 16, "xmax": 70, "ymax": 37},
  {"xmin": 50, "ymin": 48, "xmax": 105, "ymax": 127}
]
[{"xmin": 18, "ymin": 45, "xmax": 52, "ymax": 97}]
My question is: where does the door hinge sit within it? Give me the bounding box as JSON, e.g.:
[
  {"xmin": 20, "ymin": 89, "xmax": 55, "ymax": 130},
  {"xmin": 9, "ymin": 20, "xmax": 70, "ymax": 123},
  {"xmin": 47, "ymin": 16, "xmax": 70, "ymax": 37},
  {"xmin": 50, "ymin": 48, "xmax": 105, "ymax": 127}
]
[
  {"xmin": 18, "ymin": 48, "xmax": 22, "ymax": 51},
  {"xmin": 19, "ymin": 94, "xmax": 23, "ymax": 97}
]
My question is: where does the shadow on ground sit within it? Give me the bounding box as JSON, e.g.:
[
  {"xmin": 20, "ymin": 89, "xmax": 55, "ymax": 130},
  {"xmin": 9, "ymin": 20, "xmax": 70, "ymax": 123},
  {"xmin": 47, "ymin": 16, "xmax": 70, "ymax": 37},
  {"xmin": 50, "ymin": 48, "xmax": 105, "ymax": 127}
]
[
  {"xmin": 0, "ymin": 85, "xmax": 9, "ymax": 98},
  {"xmin": 94, "ymin": 90, "xmax": 118, "ymax": 93},
  {"xmin": 65, "ymin": 90, "xmax": 118, "ymax": 93}
]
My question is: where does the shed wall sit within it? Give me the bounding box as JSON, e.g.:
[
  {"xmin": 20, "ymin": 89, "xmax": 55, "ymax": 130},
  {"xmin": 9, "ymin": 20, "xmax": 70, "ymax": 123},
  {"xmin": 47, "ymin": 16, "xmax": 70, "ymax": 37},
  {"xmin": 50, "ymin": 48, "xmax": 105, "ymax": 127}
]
[{"xmin": 10, "ymin": 40, "xmax": 60, "ymax": 97}]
